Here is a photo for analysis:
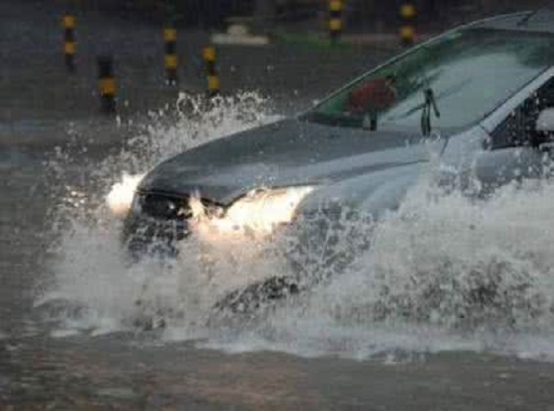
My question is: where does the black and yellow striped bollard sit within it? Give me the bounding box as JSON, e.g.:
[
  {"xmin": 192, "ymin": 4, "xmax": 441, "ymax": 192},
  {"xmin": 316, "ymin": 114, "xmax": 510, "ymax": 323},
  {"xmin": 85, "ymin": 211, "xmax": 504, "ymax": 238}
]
[
  {"xmin": 62, "ymin": 13, "xmax": 76, "ymax": 72},
  {"xmin": 399, "ymin": 3, "xmax": 416, "ymax": 47},
  {"xmin": 97, "ymin": 55, "xmax": 116, "ymax": 114},
  {"xmin": 329, "ymin": 0, "xmax": 343, "ymax": 43},
  {"xmin": 163, "ymin": 26, "xmax": 178, "ymax": 85},
  {"xmin": 202, "ymin": 46, "xmax": 219, "ymax": 97}
]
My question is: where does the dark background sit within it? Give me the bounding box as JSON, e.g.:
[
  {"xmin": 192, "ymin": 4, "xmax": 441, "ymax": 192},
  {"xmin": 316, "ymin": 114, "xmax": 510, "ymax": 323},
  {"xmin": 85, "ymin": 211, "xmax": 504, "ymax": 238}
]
[
  {"xmin": 4, "ymin": 0, "xmax": 549, "ymax": 126},
  {"xmin": 48, "ymin": 0, "xmax": 545, "ymax": 32},
  {"xmin": 57, "ymin": 0, "xmax": 547, "ymax": 31}
]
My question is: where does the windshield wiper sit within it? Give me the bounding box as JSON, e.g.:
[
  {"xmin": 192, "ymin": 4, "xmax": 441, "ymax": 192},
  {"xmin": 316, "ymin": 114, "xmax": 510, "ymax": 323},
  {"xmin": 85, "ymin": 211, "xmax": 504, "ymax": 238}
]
[
  {"xmin": 386, "ymin": 78, "xmax": 468, "ymax": 123},
  {"xmin": 421, "ymin": 87, "xmax": 440, "ymax": 136},
  {"xmin": 517, "ymin": 0, "xmax": 553, "ymax": 26}
]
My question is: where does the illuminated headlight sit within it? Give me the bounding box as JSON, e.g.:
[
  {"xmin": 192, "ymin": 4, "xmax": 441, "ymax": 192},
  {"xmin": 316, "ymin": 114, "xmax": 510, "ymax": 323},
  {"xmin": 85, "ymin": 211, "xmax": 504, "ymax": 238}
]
[
  {"xmin": 106, "ymin": 173, "xmax": 145, "ymax": 216},
  {"xmin": 207, "ymin": 186, "xmax": 315, "ymax": 235}
]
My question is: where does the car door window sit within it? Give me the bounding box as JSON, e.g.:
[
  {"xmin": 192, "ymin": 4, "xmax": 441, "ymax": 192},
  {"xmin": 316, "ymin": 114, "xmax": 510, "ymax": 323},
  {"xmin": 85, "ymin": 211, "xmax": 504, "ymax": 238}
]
[{"xmin": 489, "ymin": 77, "xmax": 554, "ymax": 149}]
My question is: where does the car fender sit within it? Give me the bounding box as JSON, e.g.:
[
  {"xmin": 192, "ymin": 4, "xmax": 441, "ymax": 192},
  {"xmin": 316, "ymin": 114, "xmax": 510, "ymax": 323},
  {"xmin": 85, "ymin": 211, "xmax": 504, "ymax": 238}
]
[
  {"xmin": 439, "ymin": 125, "xmax": 547, "ymax": 196},
  {"xmin": 297, "ymin": 161, "xmax": 429, "ymax": 221}
]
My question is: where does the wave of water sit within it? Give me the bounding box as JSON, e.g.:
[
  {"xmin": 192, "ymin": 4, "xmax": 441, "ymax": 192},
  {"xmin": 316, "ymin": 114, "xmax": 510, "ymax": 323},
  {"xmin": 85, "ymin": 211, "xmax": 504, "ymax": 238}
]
[{"xmin": 39, "ymin": 92, "xmax": 554, "ymax": 361}]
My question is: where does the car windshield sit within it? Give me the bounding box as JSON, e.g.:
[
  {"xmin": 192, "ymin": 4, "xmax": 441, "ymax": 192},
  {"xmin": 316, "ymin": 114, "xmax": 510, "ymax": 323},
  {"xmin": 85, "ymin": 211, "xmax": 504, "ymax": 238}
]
[{"xmin": 302, "ymin": 27, "xmax": 554, "ymax": 132}]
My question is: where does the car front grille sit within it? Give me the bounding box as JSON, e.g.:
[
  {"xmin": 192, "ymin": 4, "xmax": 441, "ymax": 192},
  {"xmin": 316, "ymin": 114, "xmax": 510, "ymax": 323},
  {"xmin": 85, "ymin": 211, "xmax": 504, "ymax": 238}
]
[
  {"xmin": 137, "ymin": 191, "xmax": 221, "ymax": 221},
  {"xmin": 138, "ymin": 192, "xmax": 192, "ymax": 220},
  {"xmin": 124, "ymin": 192, "xmax": 222, "ymax": 254}
]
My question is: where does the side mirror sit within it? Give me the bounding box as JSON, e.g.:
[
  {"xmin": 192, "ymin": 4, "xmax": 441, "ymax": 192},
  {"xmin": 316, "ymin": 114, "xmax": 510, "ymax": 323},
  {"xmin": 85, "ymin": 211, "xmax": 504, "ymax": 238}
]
[
  {"xmin": 535, "ymin": 108, "xmax": 554, "ymax": 151},
  {"xmin": 535, "ymin": 108, "xmax": 554, "ymax": 133}
]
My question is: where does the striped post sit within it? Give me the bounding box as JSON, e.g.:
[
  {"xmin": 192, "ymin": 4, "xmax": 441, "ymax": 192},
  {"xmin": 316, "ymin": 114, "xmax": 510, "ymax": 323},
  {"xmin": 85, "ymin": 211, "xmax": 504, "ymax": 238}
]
[
  {"xmin": 97, "ymin": 55, "xmax": 116, "ymax": 114},
  {"xmin": 202, "ymin": 46, "xmax": 219, "ymax": 97},
  {"xmin": 329, "ymin": 0, "xmax": 343, "ymax": 43},
  {"xmin": 399, "ymin": 3, "xmax": 416, "ymax": 47},
  {"xmin": 62, "ymin": 13, "xmax": 76, "ymax": 72},
  {"xmin": 163, "ymin": 26, "xmax": 178, "ymax": 85}
]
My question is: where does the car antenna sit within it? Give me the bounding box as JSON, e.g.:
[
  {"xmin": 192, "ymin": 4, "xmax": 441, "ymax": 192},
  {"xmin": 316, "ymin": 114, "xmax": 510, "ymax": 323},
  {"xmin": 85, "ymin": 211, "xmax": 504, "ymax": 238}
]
[{"xmin": 517, "ymin": 0, "xmax": 553, "ymax": 26}]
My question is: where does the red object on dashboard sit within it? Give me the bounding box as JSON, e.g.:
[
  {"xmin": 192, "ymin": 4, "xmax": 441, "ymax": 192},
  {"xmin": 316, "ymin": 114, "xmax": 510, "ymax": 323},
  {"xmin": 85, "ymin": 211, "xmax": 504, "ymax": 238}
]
[{"xmin": 348, "ymin": 77, "xmax": 397, "ymax": 113}]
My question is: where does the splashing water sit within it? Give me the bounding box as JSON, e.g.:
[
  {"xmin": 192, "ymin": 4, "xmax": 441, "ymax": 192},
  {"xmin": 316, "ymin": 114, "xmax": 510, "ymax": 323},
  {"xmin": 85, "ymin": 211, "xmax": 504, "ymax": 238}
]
[
  {"xmin": 41, "ymin": 92, "xmax": 282, "ymax": 334},
  {"xmin": 40, "ymin": 92, "xmax": 554, "ymax": 361},
  {"xmin": 232, "ymin": 179, "xmax": 554, "ymax": 360},
  {"xmin": 106, "ymin": 173, "xmax": 145, "ymax": 216}
]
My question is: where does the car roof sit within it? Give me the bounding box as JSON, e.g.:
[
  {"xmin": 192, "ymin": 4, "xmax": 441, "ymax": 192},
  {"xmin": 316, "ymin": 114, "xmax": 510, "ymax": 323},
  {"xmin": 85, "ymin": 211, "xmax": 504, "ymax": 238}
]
[{"xmin": 470, "ymin": 10, "xmax": 554, "ymax": 34}]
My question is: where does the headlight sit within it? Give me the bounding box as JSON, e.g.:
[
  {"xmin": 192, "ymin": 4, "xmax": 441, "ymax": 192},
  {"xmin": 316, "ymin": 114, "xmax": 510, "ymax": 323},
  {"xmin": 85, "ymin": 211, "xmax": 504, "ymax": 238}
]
[
  {"xmin": 106, "ymin": 173, "xmax": 145, "ymax": 216},
  {"xmin": 205, "ymin": 186, "xmax": 315, "ymax": 235}
]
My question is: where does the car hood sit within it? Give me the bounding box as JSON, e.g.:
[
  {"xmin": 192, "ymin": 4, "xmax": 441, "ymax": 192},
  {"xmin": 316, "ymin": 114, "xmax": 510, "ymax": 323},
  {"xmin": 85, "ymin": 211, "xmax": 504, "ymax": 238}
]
[{"xmin": 138, "ymin": 118, "xmax": 447, "ymax": 204}]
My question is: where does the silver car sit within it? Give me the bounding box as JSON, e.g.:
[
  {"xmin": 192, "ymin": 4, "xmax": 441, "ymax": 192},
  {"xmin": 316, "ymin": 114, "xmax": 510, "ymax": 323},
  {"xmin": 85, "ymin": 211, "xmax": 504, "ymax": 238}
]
[{"xmin": 122, "ymin": 10, "xmax": 554, "ymax": 312}]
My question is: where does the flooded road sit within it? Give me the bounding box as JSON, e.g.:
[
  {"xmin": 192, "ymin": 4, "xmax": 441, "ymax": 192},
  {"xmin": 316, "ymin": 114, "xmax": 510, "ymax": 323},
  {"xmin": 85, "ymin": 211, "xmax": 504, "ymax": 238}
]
[
  {"xmin": 4, "ymin": 1, "xmax": 554, "ymax": 409},
  {"xmin": 0, "ymin": 148, "xmax": 45, "ymax": 337},
  {"xmin": 2, "ymin": 106, "xmax": 554, "ymax": 409},
  {"xmin": 5, "ymin": 335, "xmax": 554, "ymax": 409}
]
